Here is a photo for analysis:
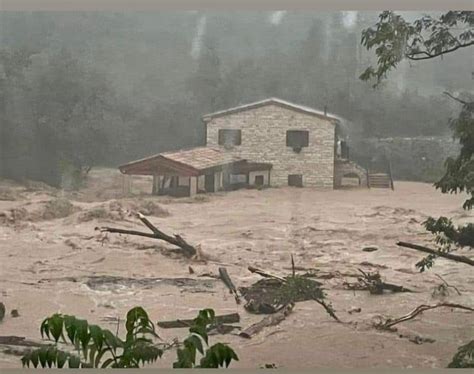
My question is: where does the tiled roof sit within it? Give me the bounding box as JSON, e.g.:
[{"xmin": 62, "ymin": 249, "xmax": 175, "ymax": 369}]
[
  {"xmin": 119, "ymin": 147, "xmax": 245, "ymax": 175},
  {"xmin": 160, "ymin": 146, "xmax": 243, "ymax": 171},
  {"xmin": 202, "ymin": 97, "xmax": 343, "ymax": 122}
]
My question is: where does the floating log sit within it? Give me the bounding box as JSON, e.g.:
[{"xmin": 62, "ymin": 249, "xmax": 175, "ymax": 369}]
[
  {"xmin": 239, "ymin": 303, "xmax": 294, "ymax": 339},
  {"xmin": 157, "ymin": 313, "xmax": 240, "ymax": 329}
]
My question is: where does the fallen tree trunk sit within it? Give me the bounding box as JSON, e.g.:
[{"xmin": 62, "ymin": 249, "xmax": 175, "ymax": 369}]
[
  {"xmin": 157, "ymin": 313, "xmax": 240, "ymax": 329},
  {"xmin": 239, "ymin": 303, "xmax": 294, "ymax": 339},
  {"xmin": 376, "ymin": 302, "xmax": 474, "ymax": 330},
  {"xmin": 397, "ymin": 242, "xmax": 474, "ymax": 267},
  {"xmin": 96, "ymin": 212, "xmax": 196, "ymax": 257},
  {"xmin": 218, "ymin": 267, "xmax": 241, "ymax": 304}
]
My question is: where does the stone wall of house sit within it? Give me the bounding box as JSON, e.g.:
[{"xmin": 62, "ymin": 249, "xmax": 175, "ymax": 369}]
[
  {"xmin": 249, "ymin": 170, "xmax": 270, "ymax": 186},
  {"xmin": 334, "ymin": 159, "xmax": 368, "ymax": 188},
  {"xmin": 205, "ymin": 104, "xmax": 336, "ymax": 188}
]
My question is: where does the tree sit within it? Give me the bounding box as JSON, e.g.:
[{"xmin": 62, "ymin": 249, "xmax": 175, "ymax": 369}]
[
  {"xmin": 0, "ymin": 47, "xmax": 36, "ymax": 180},
  {"xmin": 360, "ymin": 10, "xmax": 473, "ymax": 368},
  {"xmin": 360, "ymin": 11, "xmax": 474, "ymax": 87},
  {"xmin": 360, "ymin": 10, "xmax": 473, "ymax": 261}
]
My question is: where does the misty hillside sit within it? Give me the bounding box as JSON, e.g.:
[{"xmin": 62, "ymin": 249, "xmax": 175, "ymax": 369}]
[{"xmin": 0, "ymin": 11, "xmax": 472, "ymax": 187}]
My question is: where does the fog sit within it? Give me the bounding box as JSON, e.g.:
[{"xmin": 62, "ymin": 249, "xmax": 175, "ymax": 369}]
[
  {"xmin": 0, "ymin": 11, "xmax": 473, "ymax": 370},
  {"xmin": 1, "ymin": 11, "xmax": 472, "ymax": 187}
]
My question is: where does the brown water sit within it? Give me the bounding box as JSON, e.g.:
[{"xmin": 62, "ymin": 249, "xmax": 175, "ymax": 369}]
[{"xmin": 0, "ymin": 169, "xmax": 473, "ymax": 369}]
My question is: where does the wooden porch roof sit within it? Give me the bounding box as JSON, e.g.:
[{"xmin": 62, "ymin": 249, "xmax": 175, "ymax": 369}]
[{"xmin": 118, "ymin": 147, "xmax": 246, "ymax": 176}]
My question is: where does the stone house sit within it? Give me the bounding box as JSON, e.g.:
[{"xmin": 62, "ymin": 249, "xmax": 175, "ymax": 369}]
[
  {"xmin": 203, "ymin": 97, "xmax": 366, "ymax": 189},
  {"xmin": 119, "ymin": 97, "xmax": 371, "ymax": 196}
]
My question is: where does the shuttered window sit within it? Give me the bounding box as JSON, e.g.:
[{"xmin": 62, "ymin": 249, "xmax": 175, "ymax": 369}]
[
  {"xmin": 218, "ymin": 129, "xmax": 242, "ymax": 146},
  {"xmin": 286, "ymin": 130, "xmax": 309, "ymax": 148}
]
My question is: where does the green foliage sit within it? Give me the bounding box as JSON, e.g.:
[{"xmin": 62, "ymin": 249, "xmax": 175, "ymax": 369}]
[
  {"xmin": 21, "ymin": 307, "xmax": 238, "ymax": 369},
  {"xmin": 22, "ymin": 307, "xmax": 164, "ymax": 368},
  {"xmin": 424, "ymin": 217, "xmax": 474, "ymax": 248},
  {"xmin": 416, "ymin": 97, "xmax": 473, "ymax": 270},
  {"xmin": 415, "ymin": 217, "xmax": 474, "ymax": 272},
  {"xmin": 435, "ymin": 98, "xmax": 474, "ymax": 211},
  {"xmin": 360, "ymin": 11, "xmax": 473, "ymax": 272},
  {"xmin": 173, "ymin": 309, "xmax": 239, "ymax": 368},
  {"xmin": 448, "ymin": 339, "xmax": 474, "ymax": 368},
  {"xmin": 273, "ymin": 275, "xmax": 324, "ymax": 306},
  {"xmin": 360, "ymin": 11, "xmax": 474, "ymax": 87}
]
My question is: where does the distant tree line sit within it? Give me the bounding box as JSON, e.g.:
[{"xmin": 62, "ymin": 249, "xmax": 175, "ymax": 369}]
[{"xmin": 0, "ymin": 12, "xmax": 467, "ymax": 187}]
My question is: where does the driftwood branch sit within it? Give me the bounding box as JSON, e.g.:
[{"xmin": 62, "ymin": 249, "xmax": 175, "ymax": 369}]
[
  {"xmin": 239, "ymin": 303, "xmax": 294, "ymax": 339},
  {"xmin": 344, "ymin": 269, "xmax": 413, "ymax": 294},
  {"xmin": 157, "ymin": 313, "xmax": 240, "ymax": 329},
  {"xmin": 247, "ymin": 266, "xmax": 286, "ymax": 282},
  {"xmin": 314, "ymin": 299, "xmax": 341, "ymax": 323},
  {"xmin": 397, "ymin": 242, "xmax": 474, "ymax": 267},
  {"xmin": 433, "ymin": 274, "xmax": 461, "ymax": 296},
  {"xmin": 96, "ymin": 212, "xmax": 196, "ymax": 257},
  {"xmin": 218, "ymin": 267, "xmax": 241, "ymax": 304},
  {"xmin": 377, "ymin": 303, "xmax": 474, "ymax": 330}
]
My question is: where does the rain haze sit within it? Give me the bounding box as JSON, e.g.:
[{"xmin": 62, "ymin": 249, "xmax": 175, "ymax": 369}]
[{"xmin": 0, "ymin": 10, "xmax": 473, "ymax": 369}]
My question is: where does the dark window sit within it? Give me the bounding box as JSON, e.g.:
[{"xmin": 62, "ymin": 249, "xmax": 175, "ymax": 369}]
[
  {"xmin": 288, "ymin": 174, "xmax": 303, "ymax": 187},
  {"xmin": 218, "ymin": 129, "xmax": 241, "ymax": 146},
  {"xmin": 255, "ymin": 175, "xmax": 264, "ymax": 186},
  {"xmin": 341, "ymin": 141, "xmax": 349, "ymax": 159},
  {"xmin": 286, "ymin": 130, "xmax": 309, "ymax": 149}
]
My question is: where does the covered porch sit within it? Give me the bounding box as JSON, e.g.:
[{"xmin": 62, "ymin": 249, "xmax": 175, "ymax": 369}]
[{"xmin": 118, "ymin": 147, "xmax": 272, "ymax": 197}]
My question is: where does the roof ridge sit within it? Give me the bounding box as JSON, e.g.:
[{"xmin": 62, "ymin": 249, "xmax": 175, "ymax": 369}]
[{"xmin": 202, "ymin": 97, "xmax": 343, "ymax": 122}]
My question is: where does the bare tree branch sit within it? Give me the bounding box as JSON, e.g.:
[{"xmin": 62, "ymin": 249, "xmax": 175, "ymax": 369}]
[
  {"xmin": 377, "ymin": 303, "xmax": 474, "ymax": 330},
  {"xmin": 96, "ymin": 213, "xmax": 197, "ymax": 257},
  {"xmin": 397, "ymin": 242, "xmax": 474, "ymax": 267},
  {"xmin": 443, "ymin": 91, "xmax": 471, "ymax": 105}
]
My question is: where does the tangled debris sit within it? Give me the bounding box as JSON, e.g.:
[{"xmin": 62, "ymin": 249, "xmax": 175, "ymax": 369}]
[
  {"xmin": 239, "ymin": 266, "xmax": 340, "ymax": 322},
  {"xmin": 343, "ymin": 269, "xmax": 414, "ymax": 294}
]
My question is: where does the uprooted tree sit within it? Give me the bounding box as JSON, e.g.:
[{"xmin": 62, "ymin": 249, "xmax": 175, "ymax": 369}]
[{"xmin": 360, "ymin": 10, "xmax": 473, "ymax": 368}]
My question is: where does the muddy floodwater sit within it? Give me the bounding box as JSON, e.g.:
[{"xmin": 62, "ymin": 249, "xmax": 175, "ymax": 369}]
[{"xmin": 0, "ymin": 168, "xmax": 473, "ymax": 368}]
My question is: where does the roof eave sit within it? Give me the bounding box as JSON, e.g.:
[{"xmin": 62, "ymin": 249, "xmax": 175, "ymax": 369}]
[{"xmin": 202, "ymin": 98, "xmax": 342, "ymax": 123}]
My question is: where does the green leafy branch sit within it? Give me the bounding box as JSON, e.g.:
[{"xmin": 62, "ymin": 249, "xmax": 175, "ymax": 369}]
[
  {"xmin": 360, "ymin": 11, "xmax": 474, "ymax": 87},
  {"xmin": 21, "ymin": 306, "xmax": 238, "ymax": 369},
  {"xmin": 21, "ymin": 306, "xmax": 165, "ymax": 368},
  {"xmin": 173, "ymin": 309, "xmax": 239, "ymax": 368}
]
